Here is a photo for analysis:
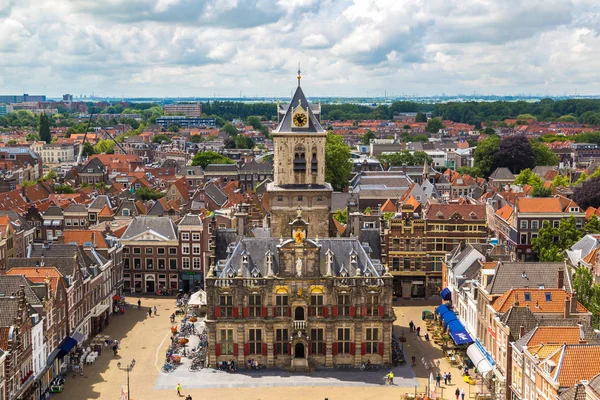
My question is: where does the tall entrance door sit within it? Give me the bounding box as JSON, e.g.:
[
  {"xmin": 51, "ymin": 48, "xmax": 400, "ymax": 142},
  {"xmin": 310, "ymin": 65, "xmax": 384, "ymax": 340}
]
[
  {"xmin": 402, "ymin": 281, "xmax": 412, "ymax": 299},
  {"xmin": 294, "ymin": 307, "xmax": 305, "ymax": 320},
  {"xmin": 294, "ymin": 343, "xmax": 305, "ymax": 358},
  {"xmin": 146, "ymin": 279, "xmax": 155, "ymax": 293}
]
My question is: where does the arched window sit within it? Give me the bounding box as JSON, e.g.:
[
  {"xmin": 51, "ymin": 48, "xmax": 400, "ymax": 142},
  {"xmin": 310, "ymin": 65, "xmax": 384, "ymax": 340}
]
[
  {"xmin": 311, "ymin": 152, "xmax": 318, "ymax": 174},
  {"xmin": 294, "ymin": 145, "xmax": 306, "ymax": 173}
]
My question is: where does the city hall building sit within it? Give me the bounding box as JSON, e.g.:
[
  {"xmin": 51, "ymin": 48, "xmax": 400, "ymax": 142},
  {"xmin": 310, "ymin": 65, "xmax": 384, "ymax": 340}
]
[{"xmin": 204, "ymin": 76, "xmax": 394, "ymax": 370}]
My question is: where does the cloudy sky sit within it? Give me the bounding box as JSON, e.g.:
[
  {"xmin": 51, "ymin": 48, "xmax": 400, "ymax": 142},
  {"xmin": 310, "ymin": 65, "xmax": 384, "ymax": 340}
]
[{"xmin": 1, "ymin": 0, "xmax": 599, "ymax": 98}]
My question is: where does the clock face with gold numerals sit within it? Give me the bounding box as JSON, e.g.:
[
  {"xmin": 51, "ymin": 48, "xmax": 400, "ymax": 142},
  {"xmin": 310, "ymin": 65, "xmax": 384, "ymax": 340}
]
[{"xmin": 293, "ymin": 113, "xmax": 308, "ymax": 127}]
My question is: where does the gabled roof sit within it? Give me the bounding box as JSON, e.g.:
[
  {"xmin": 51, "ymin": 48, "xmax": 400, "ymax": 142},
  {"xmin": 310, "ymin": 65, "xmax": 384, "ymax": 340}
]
[
  {"xmin": 0, "ymin": 275, "xmax": 43, "ymax": 306},
  {"xmin": 486, "ymin": 262, "xmax": 572, "ymax": 294},
  {"xmin": 178, "ymin": 214, "xmax": 203, "ymax": 227},
  {"xmin": 489, "ymin": 167, "xmax": 515, "ymax": 180},
  {"xmin": 516, "ymin": 197, "xmax": 563, "ymax": 213},
  {"xmin": 98, "ymin": 204, "xmax": 113, "ymax": 218},
  {"xmin": 553, "ymin": 344, "xmax": 600, "ymax": 388},
  {"xmin": 491, "ymin": 289, "xmax": 587, "ymax": 314},
  {"xmin": 63, "ymin": 230, "xmax": 109, "ymax": 249},
  {"xmin": 121, "ymin": 216, "xmax": 178, "ymax": 241},
  {"xmin": 425, "ymin": 204, "xmax": 486, "ymax": 220},
  {"xmin": 6, "ymin": 267, "xmax": 63, "ymax": 294},
  {"xmin": 495, "ymin": 204, "xmax": 514, "ymax": 221},
  {"xmin": 273, "ymin": 83, "xmax": 325, "ymax": 134}
]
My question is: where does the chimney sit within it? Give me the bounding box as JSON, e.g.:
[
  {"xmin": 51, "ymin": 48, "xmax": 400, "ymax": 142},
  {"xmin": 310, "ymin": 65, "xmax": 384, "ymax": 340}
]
[
  {"xmin": 519, "ymin": 325, "xmax": 525, "ymax": 338},
  {"xmin": 564, "ymin": 297, "xmax": 571, "ymax": 319},
  {"xmin": 571, "ymin": 291, "xmax": 578, "ymax": 314},
  {"xmin": 558, "ymin": 268, "xmax": 564, "ymax": 290}
]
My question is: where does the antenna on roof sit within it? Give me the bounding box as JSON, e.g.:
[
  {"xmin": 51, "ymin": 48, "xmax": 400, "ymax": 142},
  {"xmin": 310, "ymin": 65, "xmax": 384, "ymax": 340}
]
[{"xmin": 297, "ymin": 63, "xmax": 301, "ymax": 87}]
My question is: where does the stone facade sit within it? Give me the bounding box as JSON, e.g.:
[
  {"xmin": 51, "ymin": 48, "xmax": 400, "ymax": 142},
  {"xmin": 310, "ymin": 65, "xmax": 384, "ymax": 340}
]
[{"xmin": 266, "ymin": 80, "xmax": 332, "ymax": 239}]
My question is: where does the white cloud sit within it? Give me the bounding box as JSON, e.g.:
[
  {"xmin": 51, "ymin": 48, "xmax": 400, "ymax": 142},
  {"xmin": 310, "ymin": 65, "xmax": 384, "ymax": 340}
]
[{"xmin": 0, "ymin": 0, "xmax": 600, "ymax": 97}]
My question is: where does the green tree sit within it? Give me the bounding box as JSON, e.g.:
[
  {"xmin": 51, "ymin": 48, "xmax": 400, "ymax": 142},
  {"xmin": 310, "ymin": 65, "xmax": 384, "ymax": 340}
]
[
  {"xmin": 39, "ymin": 113, "xmax": 51, "ymax": 144},
  {"xmin": 415, "ymin": 112, "xmax": 427, "ymax": 123},
  {"xmin": 54, "ymin": 184, "xmax": 75, "ymax": 194},
  {"xmin": 584, "ymin": 216, "xmax": 600, "ymax": 235},
  {"xmin": 532, "ymin": 217, "xmax": 582, "ymax": 261},
  {"xmin": 333, "ymin": 208, "xmax": 347, "ymax": 224},
  {"xmin": 552, "ymin": 175, "xmax": 571, "ymax": 187},
  {"xmin": 362, "ymin": 130, "xmax": 376, "ymax": 145},
  {"xmin": 516, "ymin": 114, "xmax": 537, "ymax": 121},
  {"xmin": 456, "ymin": 166, "xmax": 481, "ymax": 177},
  {"xmin": 81, "ymin": 142, "xmax": 96, "ymax": 157},
  {"xmin": 573, "ymin": 266, "xmax": 594, "ymax": 307},
  {"xmin": 425, "ymin": 117, "xmax": 445, "ymax": 133},
  {"xmin": 26, "ymin": 133, "xmax": 40, "ymax": 142},
  {"xmin": 246, "ymin": 116, "xmax": 263, "ymax": 130},
  {"xmin": 152, "ymin": 134, "xmax": 171, "ymax": 143},
  {"xmin": 189, "ymin": 135, "xmax": 204, "ymax": 143},
  {"xmin": 514, "ymin": 168, "xmax": 543, "ymax": 187},
  {"xmin": 473, "ymin": 135, "xmax": 501, "ymax": 177},
  {"xmin": 94, "ymin": 139, "xmax": 115, "ymax": 154},
  {"xmin": 191, "ymin": 151, "xmax": 235, "ymax": 169},
  {"xmin": 234, "ymin": 135, "xmax": 255, "ymax": 149},
  {"xmin": 222, "ymin": 122, "xmax": 239, "ymax": 136},
  {"xmin": 413, "ymin": 151, "xmax": 433, "ymax": 166},
  {"xmin": 167, "ymin": 124, "xmax": 180, "ymax": 133},
  {"xmin": 135, "ymin": 187, "xmax": 164, "ymax": 201},
  {"xmin": 531, "ymin": 140, "xmax": 559, "ymax": 166},
  {"xmin": 532, "ymin": 186, "xmax": 553, "ymax": 197},
  {"xmin": 325, "ymin": 132, "xmax": 352, "ymax": 191}
]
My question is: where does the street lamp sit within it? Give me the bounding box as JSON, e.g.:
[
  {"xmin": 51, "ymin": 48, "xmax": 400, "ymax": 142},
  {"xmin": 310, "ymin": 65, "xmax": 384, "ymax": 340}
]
[{"xmin": 117, "ymin": 359, "xmax": 135, "ymax": 400}]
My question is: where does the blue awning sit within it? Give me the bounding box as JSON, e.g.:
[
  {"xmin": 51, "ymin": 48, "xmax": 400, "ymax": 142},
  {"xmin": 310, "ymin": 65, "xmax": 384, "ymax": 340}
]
[
  {"xmin": 46, "ymin": 348, "xmax": 61, "ymax": 367},
  {"xmin": 447, "ymin": 320, "xmax": 474, "ymax": 345},
  {"xmin": 442, "ymin": 312, "xmax": 458, "ymax": 327},
  {"xmin": 436, "ymin": 304, "xmax": 450, "ymax": 315},
  {"xmin": 440, "ymin": 288, "xmax": 451, "ymax": 301},
  {"xmin": 60, "ymin": 337, "xmax": 77, "ymax": 353}
]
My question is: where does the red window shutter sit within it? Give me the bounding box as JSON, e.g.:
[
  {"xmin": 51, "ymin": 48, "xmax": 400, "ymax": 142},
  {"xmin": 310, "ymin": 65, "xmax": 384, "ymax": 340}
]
[
  {"xmin": 261, "ymin": 307, "xmax": 267, "ymax": 318},
  {"xmin": 214, "ymin": 307, "xmax": 221, "ymax": 318},
  {"xmin": 308, "ymin": 343, "xmax": 312, "ymax": 356},
  {"xmin": 288, "ymin": 343, "xmax": 292, "ymax": 355},
  {"xmin": 244, "ymin": 343, "xmax": 250, "ymax": 356},
  {"xmin": 215, "ymin": 343, "xmax": 221, "ymax": 357},
  {"xmin": 307, "ymin": 307, "xmax": 311, "ymax": 317},
  {"xmin": 273, "ymin": 307, "xmax": 277, "ymax": 317},
  {"xmin": 243, "ymin": 307, "xmax": 249, "ymax": 318},
  {"xmin": 332, "ymin": 343, "xmax": 338, "ymax": 356},
  {"xmin": 378, "ymin": 306, "xmax": 384, "ymax": 317},
  {"xmin": 350, "ymin": 343, "xmax": 355, "ymax": 355},
  {"xmin": 233, "ymin": 343, "xmax": 238, "ymax": 355},
  {"xmin": 322, "ymin": 306, "xmax": 328, "ymax": 318},
  {"xmin": 378, "ymin": 342, "xmax": 384, "ymax": 356},
  {"xmin": 350, "ymin": 306, "xmax": 356, "ymax": 317},
  {"xmin": 287, "ymin": 307, "xmax": 291, "ymax": 318},
  {"xmin": 262, "ymin": 343, "xmax": 267, "ymax": 356},
  {"xmin": 332, "ymin": 306, "xmax": 338, "ymax": 317},
  {"xmin": 361, "ymin": 306, "xmax": 367, "ymax": 317},
  {"xmin": 361, "ymin": 343, "xmax": 366, "ymax": 355},
  {"xmin": 232, "ymin": 307, "xmax": 239, "ymax": 318}
]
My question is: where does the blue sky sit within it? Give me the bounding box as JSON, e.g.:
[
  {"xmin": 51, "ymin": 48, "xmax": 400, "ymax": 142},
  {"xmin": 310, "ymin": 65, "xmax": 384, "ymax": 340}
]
[{"xmin": 0, "ymin": 0, "xmax": 599, "ymax": 98}]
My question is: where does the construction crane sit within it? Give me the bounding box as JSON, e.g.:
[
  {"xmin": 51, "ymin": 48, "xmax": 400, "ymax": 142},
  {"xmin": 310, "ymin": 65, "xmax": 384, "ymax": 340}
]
[
  {"xmin": 76, "ymin": 107, "xmax": 127, "ymax": 163},
  {"xmin": 76, "ymin": 107, "xmax": 95, "ymax": 163}
]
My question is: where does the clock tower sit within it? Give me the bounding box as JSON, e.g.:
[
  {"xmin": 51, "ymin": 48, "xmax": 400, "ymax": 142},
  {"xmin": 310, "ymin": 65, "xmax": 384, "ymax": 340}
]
[{"xmin": 266, "ymin": 70, "xmax": 332, "ymax": 239}]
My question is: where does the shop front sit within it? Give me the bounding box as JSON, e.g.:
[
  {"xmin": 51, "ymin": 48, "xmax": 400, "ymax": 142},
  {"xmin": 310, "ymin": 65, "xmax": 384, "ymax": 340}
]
[{"xmin": 180, "ymin": 271, "xmax": 203, "ymax": 293}]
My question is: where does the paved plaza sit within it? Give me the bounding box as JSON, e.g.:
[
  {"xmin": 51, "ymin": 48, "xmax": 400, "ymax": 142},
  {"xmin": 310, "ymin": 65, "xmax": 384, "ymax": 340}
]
[{"xmin": 53, "ymin": 296, "xmax": 481, "ymax": 400}]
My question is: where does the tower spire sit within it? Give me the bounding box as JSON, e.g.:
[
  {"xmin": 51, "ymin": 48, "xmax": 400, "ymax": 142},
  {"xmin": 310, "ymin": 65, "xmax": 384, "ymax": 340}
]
[{"xmin": 297, "ymin": 63, "xmax": 301, "ymax": 87}]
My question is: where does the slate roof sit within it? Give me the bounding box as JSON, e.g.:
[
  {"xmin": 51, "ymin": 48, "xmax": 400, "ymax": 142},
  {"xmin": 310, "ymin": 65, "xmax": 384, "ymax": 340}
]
[
  {"xmin": 218, "ymin": 237, "xmax": 380, "ymax": 279},
  {"xmin": 273, "ymin": 84, "xmax": 325, "ymax": 134},
  {"xmin": 489, "ymin": 167, "xmax": 515, "ymax": 180},
  {"xmin": 486, "ymin": 262, "xmax": 572, "ymax": 295},
  {"xmin": 204, "ymin": 183, "xmax": 228, "ymax": 207},
  {"xmin": 121, "ymin": 216, "xmax": 178, "ymax": 241},
  {"xmin": 44, "ymin": 206, "xmax": 64, "ymax": 217},
  {"xmin": 88, "ymin": 195, "xmax": 112, "ymax": 211},
  {"xmin": 426, "ymin": 204, "xmax": 486, "ymax": 220},
  {"xmin": 240, "ymin": 160, "xmax": 273, "ymax": 172},
  {"xmin": 64, "ymin": 203, "xmax": 87, "ymax": 213},
  {"xmin": 502, "ymin": 306, "xmax": 539, "ymax": 344},
  {"xmin": 178, "ymin": 214, "xmax": 203, "ymax": 227},
  {"xmin": 0, "ymin": 275, "xmax": 43, "ymax": 306},
  {"xmin": 204, "ymin": 164, "xmax": 238, "ymax": 173},
  {"xmin": 0, "ymin": 298, "xmax": 20, "ymax": 327},
  {"xmin": 558, "ymin": 383, "xmax": 587, "ymax": 400}
]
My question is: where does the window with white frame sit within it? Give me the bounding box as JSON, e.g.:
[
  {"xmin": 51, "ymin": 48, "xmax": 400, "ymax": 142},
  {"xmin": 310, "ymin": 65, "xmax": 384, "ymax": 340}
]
[
  {"xmin": 181, "ymin": 232, "xmax": 189, "ymax": 240},
  {"xmin": 193, "ymin": 258, "xmax": 201, "ymax": 269},
  {"xmin": 182, "ymin": 258, "xmax": 190, "ymax": 269},
  {"xmin": 182, "ymin": 244, "xmax": 190, "ymax": 255}
]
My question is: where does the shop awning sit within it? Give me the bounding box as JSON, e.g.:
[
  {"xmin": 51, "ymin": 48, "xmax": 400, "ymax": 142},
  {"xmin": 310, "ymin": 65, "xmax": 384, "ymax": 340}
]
[
  {"xmin": 187, "ymin": 289, "xmax": 206, "ymax": 306},
  {"xmin": 46, "ymin": 348, "xmax": 61, "ymax": 367},
  {"xmin": 442, "ymin": 312, "xmax": 458, "ymax": 327},
  {"xmin": 59, "ymin": 337, "xmax": 77, "ymax": 355},
  {"xmin": 436, "ymin": 304, "xmax": 450, "ymax": 315},
  {"xmin": 52, "ymin": 220, "xmax": 61, "ymax": 226},
  {"xmin": 447, "ymin": 320, "xmax": 474, "ymax": 346},
  {"xmin": 440, "ymin": 287, "xmax": 452, "ymax": 301},
  {"xmin": 467, "ymin": 342, "xmax": 494, "ymax": 376}
]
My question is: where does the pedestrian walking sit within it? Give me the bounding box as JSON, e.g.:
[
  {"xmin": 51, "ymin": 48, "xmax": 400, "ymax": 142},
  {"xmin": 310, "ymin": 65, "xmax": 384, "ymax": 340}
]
[
  {"xmin": 443, "ymin": 372, "xmax": 448, "ymax": 385},
  {"xmin": 409, "ymin": 320, "xmax": 414, "ymax": 332},
  {"xmin": 148, "ymin": 308, "xmax": 152, "ymax": 318},
  {"xmin": 448, "ymin": 372, "xmax": 452, "ymax": 385},
  {"xmin": 416, "ymin": 326, "xmax": 421, "ymax": 337},
  {"xmin": 455, "ymin": 388, "xmax": 460, "ymax": 400},
  {"xmin": 435, "ymin": 373, "xmax": 441, "ymax": 387},
  {"xmin": 176, "ymin": 383, "xmax": 182, "ymax": 397},
  {"xmin": 153, "ymin": 306, "xmax": 157, "ymax": 316},
  {"xmin": 137, "ymin": 299, "xmax": 141, "ymax": 309},
  {"xmin": 461, "ymin": 388, "xmax": 465, "ymax": 400}
]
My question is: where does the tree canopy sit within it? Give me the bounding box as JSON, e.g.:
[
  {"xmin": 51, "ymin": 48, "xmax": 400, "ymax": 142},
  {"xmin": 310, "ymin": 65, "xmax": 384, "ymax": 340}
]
[
  {"xmin": 135, "ymin": 187, "xmax": 164, "ymax": 201},
  {"xmin": 425, "ymin": 117, "xmax": 445, "ymax": 133},
  {"xmin": 39, "ymin": 113, "xmax": 51, "ymax": 144},
  {"xmin": 362, "ymin": 130, "xmax": 376, "ymax": 145},
  {"xmin": 152, "ymin": 134, "xmax": 171, "ymax": 143},
  {"xmin": 191, "ymin": 151, "xmax": 235, "ymax": 169},
  {"xmin": 325, "ymin": 132, "xmax": 353, "ymax": 191},
  {"xmin": 532, "ymin": 216, "xmax": 600, "ymax": 261},
  {"xmin": 378, "ymin": 150, "xmax": 433, "ymax": 167},
  {"xmin": 574, "ymin": 176, "xmax": 600, "ymax": 209}
]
